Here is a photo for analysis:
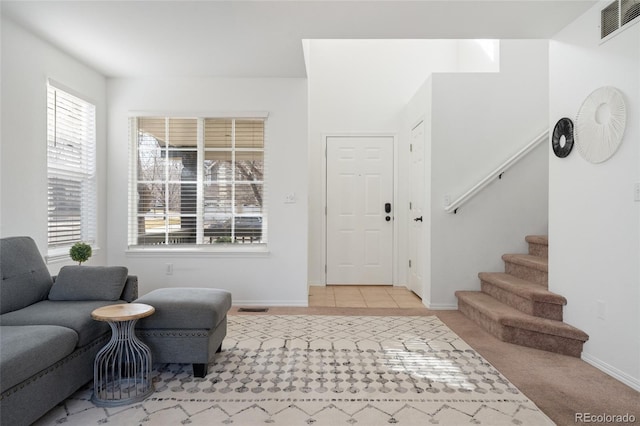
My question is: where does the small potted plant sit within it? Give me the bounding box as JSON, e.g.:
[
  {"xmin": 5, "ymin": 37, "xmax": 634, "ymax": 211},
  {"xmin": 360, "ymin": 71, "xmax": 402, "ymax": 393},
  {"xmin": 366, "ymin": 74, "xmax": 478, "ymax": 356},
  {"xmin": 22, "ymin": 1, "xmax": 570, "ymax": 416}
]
[{"xmin": 69, "ymin": 242, "xmax": 92, "ymax": 265}]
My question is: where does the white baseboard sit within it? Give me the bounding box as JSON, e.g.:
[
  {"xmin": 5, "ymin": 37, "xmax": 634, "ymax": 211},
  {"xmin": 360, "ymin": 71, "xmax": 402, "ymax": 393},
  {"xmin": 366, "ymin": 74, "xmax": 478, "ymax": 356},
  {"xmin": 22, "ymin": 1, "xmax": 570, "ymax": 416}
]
[
  {"xmin": 582, "ymin": 353, "xmax": 640, "ymax": 392},
  {"xmin": 425, "ymin": 302, "xmax": 458, "ymax": 310},
  {"xmin": 234, "ymin": 300, "xmax": 308, "ymax": 307}
]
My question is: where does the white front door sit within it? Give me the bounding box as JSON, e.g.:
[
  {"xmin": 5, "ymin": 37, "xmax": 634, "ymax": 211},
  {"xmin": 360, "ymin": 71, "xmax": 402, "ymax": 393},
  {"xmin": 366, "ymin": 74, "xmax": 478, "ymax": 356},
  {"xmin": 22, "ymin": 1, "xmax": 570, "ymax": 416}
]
[
  {"xmin": 326, "ymin": 136, "xmax": 394, "ymax": 285},
  {"xmin": 408, "ymin": 121, "xmax": 425, "ymax": 298}
]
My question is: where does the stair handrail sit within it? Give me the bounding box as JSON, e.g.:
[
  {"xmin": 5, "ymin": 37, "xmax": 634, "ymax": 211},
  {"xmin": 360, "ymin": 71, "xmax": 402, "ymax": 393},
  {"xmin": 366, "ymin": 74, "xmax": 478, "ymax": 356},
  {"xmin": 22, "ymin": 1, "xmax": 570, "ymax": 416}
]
[{"xmin": 445, "ymin": 129, "xmax": 549, "ymax": 214}]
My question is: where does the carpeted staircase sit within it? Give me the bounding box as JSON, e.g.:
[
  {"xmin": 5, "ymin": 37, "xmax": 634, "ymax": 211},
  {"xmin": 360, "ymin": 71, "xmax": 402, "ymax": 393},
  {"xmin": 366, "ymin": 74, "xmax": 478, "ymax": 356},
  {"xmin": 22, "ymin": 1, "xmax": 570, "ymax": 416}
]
[{"xmin": 456, "ymin": 235, "xmax": 589, "ymax": 357}]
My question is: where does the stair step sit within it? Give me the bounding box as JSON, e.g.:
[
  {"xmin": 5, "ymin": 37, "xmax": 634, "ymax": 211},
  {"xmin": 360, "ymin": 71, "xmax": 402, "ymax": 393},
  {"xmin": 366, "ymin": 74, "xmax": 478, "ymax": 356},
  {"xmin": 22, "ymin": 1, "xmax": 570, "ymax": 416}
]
[
  {"xmin": 502, "ymin": 253, "xmax": 548, "ymax": 286},
  {"xmin": 525, "ymin": 235, "xmax": 548, "ymax": 245},
  {"xmin": 526, "ymin": 235, "xmax": 548, "ymax": 259},
  {"xmin": 479, "ymin": 272, "xmax": 566, "ymax": 320},
  {"xmin": 456, "ymin": 291, "xmax": 588, "ymax": 357}
]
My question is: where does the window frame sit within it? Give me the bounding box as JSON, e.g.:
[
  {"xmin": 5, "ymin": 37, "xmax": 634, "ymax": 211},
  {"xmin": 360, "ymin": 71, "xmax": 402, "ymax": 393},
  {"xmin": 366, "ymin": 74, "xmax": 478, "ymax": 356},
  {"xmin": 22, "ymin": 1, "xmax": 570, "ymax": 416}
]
[
  {"xmin": 127, "ymin": 112, "xmax": 269, "ymax": 254},
  {"xmin": 46, "ymin": 80, "xmax": 97, "ymax": 261}
]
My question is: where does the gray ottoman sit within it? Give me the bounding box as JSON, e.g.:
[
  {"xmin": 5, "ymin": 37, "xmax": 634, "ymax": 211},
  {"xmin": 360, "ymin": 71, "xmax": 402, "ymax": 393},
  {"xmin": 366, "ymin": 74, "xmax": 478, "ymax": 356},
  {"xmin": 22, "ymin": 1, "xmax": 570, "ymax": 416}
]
[{"xmin": 134, "ymin": 288, "xmax": 232, "ymax": 378}]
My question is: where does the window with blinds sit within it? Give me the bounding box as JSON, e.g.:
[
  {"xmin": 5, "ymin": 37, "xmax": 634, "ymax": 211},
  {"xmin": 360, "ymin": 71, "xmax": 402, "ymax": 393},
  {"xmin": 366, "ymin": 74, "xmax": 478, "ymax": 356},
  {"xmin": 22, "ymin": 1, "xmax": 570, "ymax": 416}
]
[
  {"xmin": 129, "ymin": 117, "xmax": 267, "ymax": 247},
  {"xmin": 47, "ymin": 82, "xmax": 97, "ymax": 252}
]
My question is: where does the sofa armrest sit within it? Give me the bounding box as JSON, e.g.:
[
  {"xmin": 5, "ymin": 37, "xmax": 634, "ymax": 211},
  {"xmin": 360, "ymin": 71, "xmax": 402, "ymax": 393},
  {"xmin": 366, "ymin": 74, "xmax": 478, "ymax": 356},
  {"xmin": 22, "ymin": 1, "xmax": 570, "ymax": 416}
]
[{"xmin": 121, "ymin": 275, "xmax": 138, "ymax": 302}]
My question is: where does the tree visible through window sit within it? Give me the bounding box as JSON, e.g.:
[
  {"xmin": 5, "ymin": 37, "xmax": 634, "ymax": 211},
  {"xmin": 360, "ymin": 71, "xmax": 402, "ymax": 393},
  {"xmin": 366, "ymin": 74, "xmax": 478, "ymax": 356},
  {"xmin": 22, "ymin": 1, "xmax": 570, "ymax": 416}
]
[{"xmin": 130, "ymin": 117, "xmax": 266, "ymax": 246}]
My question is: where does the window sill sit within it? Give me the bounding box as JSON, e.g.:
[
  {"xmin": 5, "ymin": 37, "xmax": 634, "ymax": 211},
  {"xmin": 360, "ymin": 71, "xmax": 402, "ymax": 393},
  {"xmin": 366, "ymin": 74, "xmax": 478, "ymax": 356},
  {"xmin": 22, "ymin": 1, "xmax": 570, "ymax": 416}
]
[
  {"xmin": 46, "ymin": 247, "xmax": 101, "ymax": 264},
  {"xmin": 125, "ymin": 244, "xmax": 270, "ymax": 258}
]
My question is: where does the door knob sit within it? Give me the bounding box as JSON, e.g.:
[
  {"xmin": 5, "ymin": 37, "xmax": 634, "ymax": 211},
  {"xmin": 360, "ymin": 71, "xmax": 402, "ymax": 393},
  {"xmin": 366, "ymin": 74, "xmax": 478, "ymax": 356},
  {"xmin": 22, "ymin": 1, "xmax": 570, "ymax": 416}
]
[{"xmin": 414, "ymin": 216, "xmax": 423, "ymax": 222}]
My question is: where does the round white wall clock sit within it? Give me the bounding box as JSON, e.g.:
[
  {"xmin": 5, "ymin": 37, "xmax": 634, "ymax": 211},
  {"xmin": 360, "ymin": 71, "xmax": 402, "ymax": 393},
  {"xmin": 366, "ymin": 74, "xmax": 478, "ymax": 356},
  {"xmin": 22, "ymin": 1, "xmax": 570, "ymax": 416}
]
[{"xmin": 574, "ymin": 86, "xmax": 626, "ymax": 164}]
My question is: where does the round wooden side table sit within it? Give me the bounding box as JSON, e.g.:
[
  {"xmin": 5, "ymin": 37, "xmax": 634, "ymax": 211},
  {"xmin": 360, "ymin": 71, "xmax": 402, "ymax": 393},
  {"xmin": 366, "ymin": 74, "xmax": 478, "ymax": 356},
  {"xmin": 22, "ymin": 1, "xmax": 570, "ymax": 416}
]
[{"xmin": 91, "ymin": 303, "xmax": 155, "ymax": 406}]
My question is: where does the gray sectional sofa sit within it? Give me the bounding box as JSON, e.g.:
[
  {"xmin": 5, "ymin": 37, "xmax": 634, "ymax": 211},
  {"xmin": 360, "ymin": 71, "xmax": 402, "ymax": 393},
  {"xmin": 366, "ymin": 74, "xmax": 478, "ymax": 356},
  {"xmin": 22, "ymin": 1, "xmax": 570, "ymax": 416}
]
[{"xmin": 0, "ymin": 236, "xmax": 138, "ymax": 426}]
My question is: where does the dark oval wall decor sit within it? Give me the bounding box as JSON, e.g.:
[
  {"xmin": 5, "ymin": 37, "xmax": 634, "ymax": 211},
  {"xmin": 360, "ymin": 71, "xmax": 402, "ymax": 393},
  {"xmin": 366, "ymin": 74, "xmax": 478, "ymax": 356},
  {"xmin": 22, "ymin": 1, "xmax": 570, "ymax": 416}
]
[{"xmin": 552, "ymin": 117, "xmax": 574, "ymax": 158}]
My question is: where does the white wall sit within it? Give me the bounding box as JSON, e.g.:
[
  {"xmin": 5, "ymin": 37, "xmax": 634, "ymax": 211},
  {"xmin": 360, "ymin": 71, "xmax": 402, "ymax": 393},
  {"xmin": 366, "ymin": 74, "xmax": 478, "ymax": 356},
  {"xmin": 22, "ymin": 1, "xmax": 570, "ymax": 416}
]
[
  {"xmin": 549, "ymin": 2, "xmax": 640, "ymax": 389},
  {"xmin": 0, "ymin": 17, "xmax": 108, "ymax": 271},
  {"xmin": 106, "ymin": 77, "xmax": 309, "ymax": 305},
  {"xmin": 404, "ymin": 40, "xmax": 550, "ymax": 308},
  {"xmin": 456, "ymin": 40, "xmax": 500, "ymax": 73},
  {"xmin": 307, "ymin": 39, "xmax": 501, "ymax": 286}
]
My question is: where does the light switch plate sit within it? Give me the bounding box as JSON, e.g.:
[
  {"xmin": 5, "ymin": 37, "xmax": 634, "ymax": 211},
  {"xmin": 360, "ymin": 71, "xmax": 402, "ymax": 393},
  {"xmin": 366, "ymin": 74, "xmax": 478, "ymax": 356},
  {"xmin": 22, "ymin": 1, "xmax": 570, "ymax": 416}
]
[{"xmin": 285, "ymin": 192, "xmax": 296, "ymax": 203}]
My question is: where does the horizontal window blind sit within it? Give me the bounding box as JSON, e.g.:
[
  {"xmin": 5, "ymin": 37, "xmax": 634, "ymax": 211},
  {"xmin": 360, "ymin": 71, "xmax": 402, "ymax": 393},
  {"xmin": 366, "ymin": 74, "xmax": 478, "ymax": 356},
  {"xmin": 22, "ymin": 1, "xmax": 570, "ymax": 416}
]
[
  {"xmin": 129, "ymin": 116, "xmax": 267, "ymax": 247},
  {"xmin": 47, "ymin": 83, "xmax": 96, "ymax": 250}
]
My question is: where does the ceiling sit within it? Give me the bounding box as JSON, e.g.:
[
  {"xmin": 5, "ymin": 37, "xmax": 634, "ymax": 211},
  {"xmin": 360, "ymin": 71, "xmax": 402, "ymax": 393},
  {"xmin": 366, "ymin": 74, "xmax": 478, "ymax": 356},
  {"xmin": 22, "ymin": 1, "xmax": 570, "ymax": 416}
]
[{"xmin": 1, "ymin": 1, "xmax": 596, "ymax": 78}]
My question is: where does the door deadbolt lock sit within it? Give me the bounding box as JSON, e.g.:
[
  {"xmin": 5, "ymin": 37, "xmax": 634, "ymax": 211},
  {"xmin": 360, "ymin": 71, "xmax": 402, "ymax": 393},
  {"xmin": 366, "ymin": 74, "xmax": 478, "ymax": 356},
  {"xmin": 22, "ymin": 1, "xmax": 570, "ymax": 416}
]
[{"xmin": 386, "ymin": 216, "xmax": 391, "ymax": 222}]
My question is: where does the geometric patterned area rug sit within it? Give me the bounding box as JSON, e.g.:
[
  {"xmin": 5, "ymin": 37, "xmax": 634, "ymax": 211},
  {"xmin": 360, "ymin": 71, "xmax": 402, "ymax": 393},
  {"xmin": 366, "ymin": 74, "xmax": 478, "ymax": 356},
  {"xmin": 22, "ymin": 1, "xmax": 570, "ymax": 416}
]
[{"xmin": 35, "ymin": 315, "xmax": 554, "ymax": 425}]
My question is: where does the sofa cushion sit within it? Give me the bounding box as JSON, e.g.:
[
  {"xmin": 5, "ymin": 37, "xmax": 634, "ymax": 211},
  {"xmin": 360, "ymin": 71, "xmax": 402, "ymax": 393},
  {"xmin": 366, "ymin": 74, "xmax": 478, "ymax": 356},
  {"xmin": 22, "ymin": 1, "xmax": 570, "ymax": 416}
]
[
  {"xmin": 0, "ymin": 237, "xmax": 53, "ymax": 314},
  {"xmin": 0, "ymin": 300, "xmax": 121, "ymax": 346},
  {"xmin": 0, "ymin": 325, "xmax": 78, "ymax": 392},
  {"xmin": 48, "ymin": 266, "xmax": 128, "ymax": 301},
  {"xmin": 136, "ymin": 288, "xmax": 232, "ymax": 330}
]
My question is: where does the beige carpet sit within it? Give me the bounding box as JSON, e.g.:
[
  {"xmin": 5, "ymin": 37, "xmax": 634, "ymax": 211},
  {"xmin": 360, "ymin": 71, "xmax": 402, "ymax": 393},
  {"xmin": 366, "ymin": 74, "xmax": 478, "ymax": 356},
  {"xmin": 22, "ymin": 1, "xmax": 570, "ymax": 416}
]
[{"xmin": 36, "ymin": 315, "xmax": 553, "ymax": 425}]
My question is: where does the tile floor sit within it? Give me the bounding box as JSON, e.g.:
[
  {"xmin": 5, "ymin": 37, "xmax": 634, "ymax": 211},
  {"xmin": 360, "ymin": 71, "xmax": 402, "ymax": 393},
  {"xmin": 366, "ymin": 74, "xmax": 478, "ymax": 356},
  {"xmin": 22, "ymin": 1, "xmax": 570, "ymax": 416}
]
[{"xmin": 308, "ymin": 285, "xmax": 424, "ymax": 308}]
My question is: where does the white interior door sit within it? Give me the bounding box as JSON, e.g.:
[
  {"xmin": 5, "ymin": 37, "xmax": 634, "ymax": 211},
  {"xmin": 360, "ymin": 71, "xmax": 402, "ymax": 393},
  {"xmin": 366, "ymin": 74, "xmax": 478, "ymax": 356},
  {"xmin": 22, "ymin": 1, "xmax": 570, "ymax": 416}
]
[
  {"xmin": 408, "ymin": 121, "xmax": 425, "ymax": 297},
  {"xmin": 326, "ymin": 136, "xmax": 394, "ymax": 285}
]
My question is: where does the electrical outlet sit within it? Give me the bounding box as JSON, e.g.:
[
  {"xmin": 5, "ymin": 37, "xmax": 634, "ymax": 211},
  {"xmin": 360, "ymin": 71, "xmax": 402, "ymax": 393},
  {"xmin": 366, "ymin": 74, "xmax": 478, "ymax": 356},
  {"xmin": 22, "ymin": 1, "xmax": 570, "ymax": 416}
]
[
  {"xmin": 634, "ymin": 183, "xmax": 640, "ymax": 202},
  {"xmin": 285, "ymin": 192, "xmax": 296, "ymax": 204},
  {"xmin": 166, "ymin": 263, "xmax": 173, "ymax": 275}
]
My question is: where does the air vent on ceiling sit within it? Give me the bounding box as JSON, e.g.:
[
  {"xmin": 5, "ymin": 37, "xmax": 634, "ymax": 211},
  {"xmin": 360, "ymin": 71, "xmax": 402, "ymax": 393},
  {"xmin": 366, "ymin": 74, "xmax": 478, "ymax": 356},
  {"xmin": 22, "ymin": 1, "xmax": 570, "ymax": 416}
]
[{"xmin": 602, "ymin": 0, "xmax": 640, "ymax": 39}]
